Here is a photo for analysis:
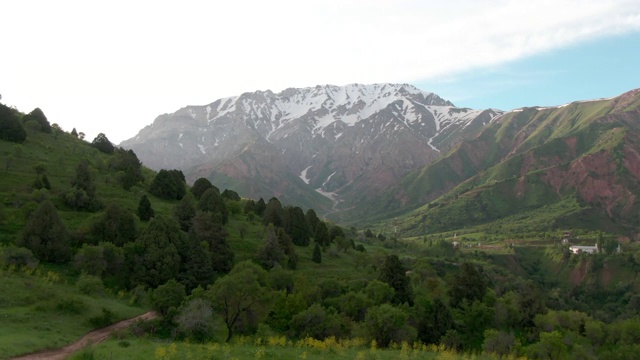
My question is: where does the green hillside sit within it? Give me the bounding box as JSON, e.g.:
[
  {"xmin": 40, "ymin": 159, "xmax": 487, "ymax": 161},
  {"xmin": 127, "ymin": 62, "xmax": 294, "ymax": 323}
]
[
  {"xmin": 2, "ymin": 100, "xmax": 640, "ymax": 360},
  {"xmin": 349, "ymin": 90, "xmax": 640, "ymax": 240}
]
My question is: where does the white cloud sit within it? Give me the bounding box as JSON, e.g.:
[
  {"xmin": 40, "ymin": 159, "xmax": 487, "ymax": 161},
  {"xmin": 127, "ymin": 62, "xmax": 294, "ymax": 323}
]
[{"xmin": 1, "ymin": 0, "xmax": 639, "ymax": 143}]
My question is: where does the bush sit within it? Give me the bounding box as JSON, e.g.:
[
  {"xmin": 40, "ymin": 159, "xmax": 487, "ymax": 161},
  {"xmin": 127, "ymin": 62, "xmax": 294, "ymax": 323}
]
[
  {"xmin": 55, "ymin": 297, "xmax": 87, "ymax": 314},
  {"xmin": 1, "ymin": 246, "xmax": 38, "ymax": 269},
  {"xmin": 88, "ymin": 308, "xmax": 116, "ymax": 329},
  {"xmin": 76, "ymin": 274, "xmax": 105, "ymax": 295}
]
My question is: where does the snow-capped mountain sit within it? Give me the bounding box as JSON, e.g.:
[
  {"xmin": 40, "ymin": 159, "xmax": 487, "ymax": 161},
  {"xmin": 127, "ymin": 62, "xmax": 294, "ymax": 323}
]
[{"xmin": 121, "ymin": 83, "xmax": 502, "ymax": 214}]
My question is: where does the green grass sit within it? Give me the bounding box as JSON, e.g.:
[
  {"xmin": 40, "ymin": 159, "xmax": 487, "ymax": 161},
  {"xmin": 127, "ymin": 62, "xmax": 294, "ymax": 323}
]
[
  {"xmin": 0, "ymin": 267, "xmax": 146, "ymax": 359},
  {"xmin": 68, "ymin": 336, "xmax": 501, "ymax": 360}
]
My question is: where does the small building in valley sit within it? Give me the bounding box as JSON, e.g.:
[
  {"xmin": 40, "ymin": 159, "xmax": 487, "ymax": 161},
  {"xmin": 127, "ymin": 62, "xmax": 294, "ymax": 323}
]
[{"xmin": 569, "ymin": 244, "xmax": 599, "ymax": 254}]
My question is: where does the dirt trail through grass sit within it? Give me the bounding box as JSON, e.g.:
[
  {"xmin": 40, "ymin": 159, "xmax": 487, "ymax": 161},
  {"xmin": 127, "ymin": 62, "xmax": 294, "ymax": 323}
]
[{"xmin": 10, "ymin": 311, "xmax": 157, "ymax": 360}]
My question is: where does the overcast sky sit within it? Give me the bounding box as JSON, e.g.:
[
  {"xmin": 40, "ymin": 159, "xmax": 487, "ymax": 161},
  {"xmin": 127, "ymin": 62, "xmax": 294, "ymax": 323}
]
[{"xmin": 2, "ymin": 0, "xmax": 640, "ymax": 143}]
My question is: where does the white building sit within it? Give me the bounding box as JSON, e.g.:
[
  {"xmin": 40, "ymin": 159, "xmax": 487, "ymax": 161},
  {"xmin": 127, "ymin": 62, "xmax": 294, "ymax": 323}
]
[{"xmin": 569, "ymin": 244, "xmax": 599, "ymax": 254}]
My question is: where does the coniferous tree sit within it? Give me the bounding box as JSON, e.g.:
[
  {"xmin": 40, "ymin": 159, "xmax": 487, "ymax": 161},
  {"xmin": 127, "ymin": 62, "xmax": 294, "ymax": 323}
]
[
  {"xmin": 221, "ymin": 189, "xmax": 240, "ymax": 201},
  {"xmin": 71, "ymin": 127, "xmax": 78, "ymax": 137},
  {"xmin": 255, "ymin": 198, "xmax": 266, "ymax": 216},
  {"xmin": 41, "ymin": 174, "xmax": 51, "ymax": 190},
  {"xmin": 149, "ymin": 169, "xmax": 186, "ymax": 200},
  {"xmin": 20, "ymin": 200, "xmax": 71, "ymax": 263},
  {"xmin": 312, "ymin": 242, "xmax": 322, "ymax": 264},
  {"xmin": 191, "ymin": 177, "xmax": 216, "ymax": 200},
  {"xmin": 379, "ymin": 254, "xmax": 414, "ymax": 306},
  {"xmin": 91, "ymin": 203, "xmax": 137, "ymax": 246},
  {"xmin": 125, "ymin": 215, "xmax": 184, "ymax": 288},
  {"xmin": 314, "ymin": 221, "xmax": 330, "ymax": 248},
  {"xmin": 256, "ymin": 225, "xmax": 286, "ymax": 269},
  {"xmin": 448, "ymin": 262, "xmax": 487, "ymax": 309},
  {"xmin": 262, "ymin": 197, "xmax": 284, "ymax": 227},
  {"xmin": 23, "ymin": 108, "xmax": 51, "ymax": 133},
  {"xmin": 305, "ymin": 209, "xmax": 321, "ymax": 235},
  {"xmin": 285, "ymin": 206, "xmax": 310, "ymax": 246},
  {"xmin": 198, "ymin": 188, "xmax": 228, "ymax": 224},
  {"xmin": 91, "ymin": 133, "xmax": 115, "ymax": 154},
  {"xmin": 65, "ymin": 160, "xmax": 100, "ymax": 210},
  {"xmin": 137, "ymin": 194, "xmax": 154, "ymax": 221},
  {"xmin": 0, "ymin": 103, "xmax": 26, "ymax": 143},
  {"xmin": 173, "ymin": 192, "xmax": 197, "ymax": 231},
  {"xmin": 192, "ymin": 211, "xmax": 234, "ymax": 274}
]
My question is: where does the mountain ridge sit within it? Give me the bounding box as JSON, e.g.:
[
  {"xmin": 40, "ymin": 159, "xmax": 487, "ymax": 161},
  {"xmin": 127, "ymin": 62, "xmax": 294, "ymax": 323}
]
[{"xmin": 121, "ymin": 83, "xmax": 501, "ymax": 214}]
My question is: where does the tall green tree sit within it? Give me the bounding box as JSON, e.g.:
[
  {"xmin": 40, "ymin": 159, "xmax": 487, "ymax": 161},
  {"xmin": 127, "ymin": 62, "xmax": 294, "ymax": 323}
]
[
  {"xmin": 0, "ymin": 103, "xmax": 26, "ymax": 143},
  {"xmin": 379, "ymin": 255, "xmax": 414, "ymax": 306},
  {"xmin": 23, "ymin": 108, "xmax": 51, "ymax": 133},
  {"xmin": 137, "ymin": 194, "xmax": 155, "ymax": 221},
  {"xmin": 191, "ymin": 211, "xmax": 234, "ymax": 274},
  {"xmin": 256, "ymin": 225, "xmax": 286, "ymax": 270},
  {"xmin": 90, "ymin": 203, "xmax": 137, "ymax": 246},
  {"xmin": 285, "ymin": 206, "xmax": 310, "ymax": 246},
  {"xmin": 364, "ymin": 304, "xmax": 416, "ymax": 347},
  {"xmin": 65, "ymin": 160, "xmax": 100, "ymax": 210},
  {"xmin": 262, "ymin": 197, "xmax": 284, "ymax": 227},
  {"xmin": 305, "ymin": 209, "xmax": 320, "ymax": 235},
  {"xmin": 314, "ymin": 221, "xmax": 330, "ymax": 248},
  {"xmin": 191, "ymin": 177, "xmax": 216, "ymax": 200},
  {"xmin": 416, "ymin": 297, "xmax": 454, "ymax": 345},
  {"xmin": 149, "ymin": 169, "xmax": 186, "ymax": 200},
  {"xmin": 125, "ymin": 215, "xmax": 184, "ymax": 288},
  {"xmin": 173, "ymin": 192, "xmax": 197, "ymax": 231},
  {"xmin": 20, "ymin": 200, "xmax": 70, "ymax": 263},
  {"xmin": 312, "ymin": 242, "xmax": 322, "ymax": 264},
  {"xmin": 255, "ymin": 198, "xmax": 266, "ymax": 216},
  {"xmin": 206, "ymin": 261, "xmax": 272, "ymax": 342},
  {"xmin": 198, "ymin": 188, "xmax": 228, "ymax": 224},
  {"xmin": 448, "ymin": 262, "xmax": 487, "ymax": 309},
  {"xmin": 91, "ymin": 133, "xmax": 114, "ymax": 154}
]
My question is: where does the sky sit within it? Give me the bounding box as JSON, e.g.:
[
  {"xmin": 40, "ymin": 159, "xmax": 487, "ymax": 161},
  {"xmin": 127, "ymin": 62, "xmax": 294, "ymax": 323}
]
[{"xmin": 1, "ymin": 0, "xmax": 640, "ymax": 144}]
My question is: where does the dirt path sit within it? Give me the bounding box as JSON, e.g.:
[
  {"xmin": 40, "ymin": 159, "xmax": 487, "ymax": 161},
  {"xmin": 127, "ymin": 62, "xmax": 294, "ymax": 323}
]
[{"xmin": 11, "ymin": 311, "xmax": 157, "ymax": 360}]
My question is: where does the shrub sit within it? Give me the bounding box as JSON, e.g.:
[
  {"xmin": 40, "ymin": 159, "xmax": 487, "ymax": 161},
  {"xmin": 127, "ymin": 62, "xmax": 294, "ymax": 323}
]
[
  {"xmin": 76, "ymin": 273, "xmax": 105, "ymax": 295},
  {"xmin": 88, "ymin": 308, "xmax": 116, "ymax": 329},
  {"xmin": 55, "ymin": 297, "xmax": 87, "ymax": 314},
  {"xmin": 1, "ymin": 246, "xmax": 38, "ymax": 269}
]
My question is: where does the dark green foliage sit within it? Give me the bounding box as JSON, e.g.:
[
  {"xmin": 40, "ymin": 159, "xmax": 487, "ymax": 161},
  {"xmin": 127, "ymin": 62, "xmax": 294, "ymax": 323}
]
[
  {"xmin": 1, "ymin": 246, "xmax": 38, "ymax": 269},
  {"xmin": 328, "ymin": 225, "xmax": 345, "ymax": 242},
  {"xmin": 191, "ymin": 177, "xmax": 216, "ymax": 200},
  {"xmin": 312, "ymin": 242, "xmax": 322, "ymax": 264},
  {"xmin": 305, "ymin": 209, "xmax": 320, "ymax": 234},
  {"xmin": 255, "ymin": 198, "xmax": 266, "ymax": 216},
  {"xmin": 517, "ymin": 282, "xmax": 547, "ymax": 328},
  {"xmin": 191, "ymin": 211, "xmax": 234, "ymax": 275},
  {"xmin": 289, "ymin": 303, "xmax": 345, "ymax": 340},
  {"xmin": 262, "ymin": 197, "xmax": 284, "ymax": 227},
  {"xmin": 71, "ymin": 127, "xmax": 78, "ymax": 137},
  {"xmin": 221, "ymin": 189, "xmax": 240, "ymax": 201},
  {"xmin": 175, "ymin": 298, "xmax": 215, "ymax": 342},
  {"xmin": 205, "ymin": 261, "xmax": 271, "ymax": 342},
  {"xmin": 137, "ymin": 194, "xmax": 154, "ymax": 221},
  {"xmin": 277, "ymin": 227, "xmax": 298, "ymax": 270},
  {"xmin": 256, "ymin": 225, "xmax": 286, "ymax": 270},
  {"xmin": 378, "ymin": 255, "xmax": 414, "ymax": 306},
  {"xmin": 364, "ymin": 304, "xmax": 416, "ymax": 347},
  {"xmin": 20, "ymin": 200, "xmax": 71, "ymax": 263},
  {"xmin": 339, "ymin": 291, "xmax": 373, "ymax": 321},
  {"xmin": 364, "ymin": 280, "xmax": 395, "ymax": 305},
  {"xmin": 284, "ymin": 206, "xmax": 310, "ymax": 246},
  {"xmin": 88, "ymin": 308, "xmax": 116, "ymax": 329},
  {"xmin": 198, "ymin": 188, "xmax": 228, "ymax": 224},
  {"xmin": 23, "ymin": 108, "xmax": 51, "ymax": 133},
  {"xmin": 0, "ymin": 103, "xmax": 26, "ymax": 143},
  {"xmin": 416, "ymin": 297, "xmax": 454, "ymax": 345},
  {"xmin": 151, "ymin": 279, "xmax": 186, "ymax": 317},
  {"xmin": 64, "ymin": 160, "xmax": 100, "ymax": 210},
  {"xmin": 91, "ymin": 133, "xmax": 114, "ymax": 154},
  {"xmin": 74, "ymin": 244, "xmax": 108, "ymax": 276},
  {"xmin": 314, "ymin": 221, "xmax": 330, "ymax": 247},
  {"xmin": 179, "ymin": 238, "xmax": 214, "ymax": 292},
  {"xmin": 76, "ymin": 274, "xmax": 105, "ymax": 295},
  {"xmin": 125, "ymin": 216, "xmax": 184, "ymax": 288},
  {"xmin": 90, "ymin": 203, "xmax": 137, "ymax": 246},
  {"xmin": 149, "ymin": 169, "xmax": 186, "ymax": 200},
  {"xmin": 41, "ymin": 174, "xmax": 51, "ymax": 190},
  {"xmin": 448, "ymin": 262, "xmax": 487, "ymax": 308},
  {"xmin": 173, "ymin": 193, "xmax": 196, "ymax": 231},
  {"xmin": 109, "ymin": 148, "xmax": 143, "ymax": 190}
]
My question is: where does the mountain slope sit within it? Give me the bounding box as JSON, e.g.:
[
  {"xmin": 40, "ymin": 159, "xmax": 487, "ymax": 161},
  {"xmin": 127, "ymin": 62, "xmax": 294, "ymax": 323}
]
[
  {"xmin": 366, "ymin": 89, "xmax": 640, "ymax": 237},
  {"xmin": 122, "ymin": 83, "xmax": 500, "ymax": 213}
]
